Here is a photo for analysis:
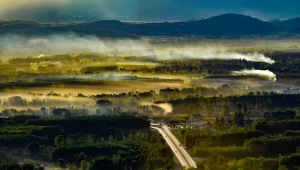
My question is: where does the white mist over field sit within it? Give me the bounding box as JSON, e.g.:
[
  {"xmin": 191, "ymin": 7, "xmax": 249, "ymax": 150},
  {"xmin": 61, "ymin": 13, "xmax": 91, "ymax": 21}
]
[
  {"xmin": 141, "ymin": 102, "xmax": 173, "ymax": 115},
  {"xmin": 0, "ymin": 35, "xmax": 147, "ymax": 57},
  {"xmin": 0, "ymin": 35, "xmax": 274, "ymax": 64},
  {"xmin": 155, "ymin": 103, "xmax": 173, "ymax": 115},
  {"xmin": 230, "ymin": 69, "xmax": 277, "ymax": 81}
]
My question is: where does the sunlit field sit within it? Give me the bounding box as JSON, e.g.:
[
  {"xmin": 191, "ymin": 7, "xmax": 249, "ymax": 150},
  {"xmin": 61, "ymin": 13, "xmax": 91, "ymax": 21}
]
[{"xmin": 1, "ymin": 37, "xmax": 300, "ymax": 116}]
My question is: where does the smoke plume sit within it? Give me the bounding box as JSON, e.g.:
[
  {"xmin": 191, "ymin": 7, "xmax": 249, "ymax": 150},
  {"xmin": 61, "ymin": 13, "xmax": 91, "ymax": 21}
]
[
  {"xmin": 230, "ymin": 69, "xmax": 276, "ymax": 81},
  {"xmin": 173, "ymin": 49, "xmax": 275, "ymax": 64}
]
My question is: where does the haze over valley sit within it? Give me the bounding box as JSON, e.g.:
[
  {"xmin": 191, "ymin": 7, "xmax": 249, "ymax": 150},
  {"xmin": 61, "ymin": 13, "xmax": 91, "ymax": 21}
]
[{"xmin": 2, "ymin": 1, "xmax": 300, "ymax": 170}]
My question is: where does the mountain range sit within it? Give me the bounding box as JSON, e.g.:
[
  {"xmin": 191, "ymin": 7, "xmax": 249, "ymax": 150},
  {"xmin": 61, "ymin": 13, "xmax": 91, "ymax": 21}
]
[{"xmin": 1, "ymin": 14, "xmax": 300, "ymax": 38}]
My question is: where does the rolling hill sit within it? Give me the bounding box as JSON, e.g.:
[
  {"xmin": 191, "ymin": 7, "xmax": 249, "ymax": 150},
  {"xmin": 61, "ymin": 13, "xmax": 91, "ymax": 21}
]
[
  {"xmin": 88, "ymin": 14, "xmax": 280, "ymax": 36},
  {"xmin": 0, "ymin": 20, "xmax": 138, "ymax": 39},
  {"xmin": 1, "ymin": 14, "xmax": 300, "ymax": 38}
]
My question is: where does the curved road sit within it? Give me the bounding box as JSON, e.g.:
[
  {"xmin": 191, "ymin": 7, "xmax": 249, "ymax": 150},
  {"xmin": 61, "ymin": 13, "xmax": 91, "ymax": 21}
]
[{"xmin": 151, "ymin": 123, "xmax": 197, "ymax": 169}]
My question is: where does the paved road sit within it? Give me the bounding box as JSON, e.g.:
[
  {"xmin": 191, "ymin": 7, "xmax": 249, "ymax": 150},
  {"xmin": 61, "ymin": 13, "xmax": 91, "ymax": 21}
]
[
  {"xmin": 161, "ymin": 126, "xmax": 197, "ymax": 168},
  {"xmin": 151, "ymin": 126, "xmax": 190, "ymax": 168},
  {"xmin": 151, "ymin": 123, "xmax": 197, "ymax": 169}
]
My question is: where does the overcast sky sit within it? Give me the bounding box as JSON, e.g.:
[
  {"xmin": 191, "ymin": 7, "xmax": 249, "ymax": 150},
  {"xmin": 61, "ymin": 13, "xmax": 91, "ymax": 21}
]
[{"xmin": 1, "ymin": 0, "xmax": 300, "ymax": 22}]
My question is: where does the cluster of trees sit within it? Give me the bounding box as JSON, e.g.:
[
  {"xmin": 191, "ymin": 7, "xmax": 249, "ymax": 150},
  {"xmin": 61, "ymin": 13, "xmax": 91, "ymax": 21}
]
[
  {"xmin": 0, "ymin": 115, "xmax": 40, "ymax": 125},
  {"xmin": 284, "ymin": 130, "xmax": 300, "ymax": 136},
  {"xmin": 52, "ymin": 141, "xmax": 173, "ymax": 170},
  {"xmin": 0, "ymin": 108, "xmax": 39, "ymax": 117},
  {"xmin": 192, "ymin": 146, "xmax": 254, "ymax": 159},
  {"xmin": 3, "ymin": 91, "xmax": 300, "ymax": 169},
  {"xmin": 176, "ymin": 118, "xmax": 300, "ymax": 167},
  {"xmin": 168, "ymin": 92, "xmax": 300, "ymax": 116},
  {"xmin": 0, "ymin": 162, "xmax": 41, "ymax": 170},
  {"xmin": 0, "ymin": 134, "xmax": 52, "ymax": 149},
  {"xmin": 177, "ymin": 113, "xmax": 300, "ymax": 170},
  {"xmin": 178, "ymin": 129, "xmax": 265, "ymax": 148},
  {"xmin": 24, "ymin": 115, "xmax": 150, "ymax": 135},
  {"xmin": 0, "ymin": 115, "xmax": 175, "ymax": 169},
  {"xmin": 193, "ymin": 124, "xmax": 300, "ymax": 169},
  {"xmin": 245, "ymin": 136, "xmax": 300, "ymax": 156},
  {"xmin": 96, "ymin": 100, "xmax": 113, "ymax": 106},
  {"xmin": 51, "ymin": 108, "xmax": 90, "ymax": 117},
  {"xmin": 255, "ymin": 119, "xmax": 300, "ymax": 134},
  {"xmin": 0, "ymin": 96, "xmax": 77, "ymax": 108},
  {"xmin": 0, "ymin": 151, "xmax": 44, "ymax": 170},
  {"xmin": 263, "ymin": 109, "xmax": 296, "ymax": 120},
  {"xmin": 0, "ymin": 115, "xmax": 150, "ymax": 147},
  {"xmin": 0, "ymin": 131, "xmax": 173, "ymax": 169},
  {"xmin": 0, "ymin": 125, "xmax": 63, "ymax": 136},
  {"xmin": 200, "ymin": 154, "xmax": 280, "ymax": 170},
  {"xmin": 280, "ymin": 153, "xmax": 300, "ymax": 169},
  {"xmin": 198, "ymin": 152, "xmax": 300, "ymax": 170}
]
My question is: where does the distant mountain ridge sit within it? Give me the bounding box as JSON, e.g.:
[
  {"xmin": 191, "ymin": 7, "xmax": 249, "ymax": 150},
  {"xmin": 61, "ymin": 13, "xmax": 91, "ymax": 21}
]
[
  {"xmin": 0, "ymin": 20, "xmax": 138, "ymax": 39},
  {"xmin": 1, "ymin": 14, "xmax": 300, "ymax": 38},
  {"xmin": 88, "ymin": 14, "xmax": 279, "ymax": 36}
]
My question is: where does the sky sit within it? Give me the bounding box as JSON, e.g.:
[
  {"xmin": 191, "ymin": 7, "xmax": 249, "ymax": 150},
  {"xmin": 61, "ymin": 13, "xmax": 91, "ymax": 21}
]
[{"xmin": 0, "ymin": 0, "xmax": 300, "ymax": 22}]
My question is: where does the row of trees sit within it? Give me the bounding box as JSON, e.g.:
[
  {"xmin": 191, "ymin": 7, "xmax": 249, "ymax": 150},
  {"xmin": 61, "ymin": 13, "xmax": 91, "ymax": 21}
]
[
  {"xmin": 5, "ymin": 86, "xmax": 300, "ymax": 114},
  {"xmin": 0, "ymin": 125, "xmax": 63, "ymax": 137},
  {"xmin": 198, "ymin": 152, "xmax": 300, "ymax": 170},
  {"xmin": 244, "ymin": 136, "xmax": 300, "ymax": 156},
  {"xmin": 169, "ymin": 93, "xmax": 300, "ymax": 115},
  {"xmin": 263, "ymin": 109, "xmax": 296, "ymax": 120},
  {"xmin": 255, "ymin": 119, "xmax": 300, "ymax": 134},
  {"xmin": 24, "ymin": 115, "xmax": 150, "ymax": 136},
  {"xmin": 178, "ymin": 129, "xmax": 264, "ymax": 148},
  {"xmin": 192, "ymin": 146, "xmax": 254, "ymax": 159}
]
